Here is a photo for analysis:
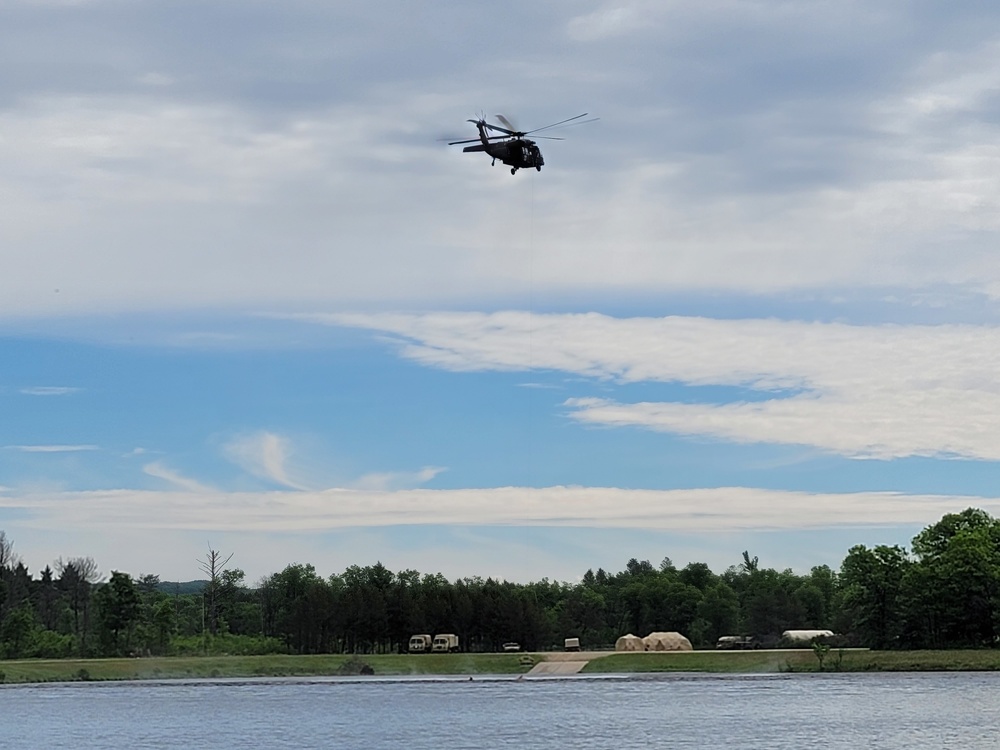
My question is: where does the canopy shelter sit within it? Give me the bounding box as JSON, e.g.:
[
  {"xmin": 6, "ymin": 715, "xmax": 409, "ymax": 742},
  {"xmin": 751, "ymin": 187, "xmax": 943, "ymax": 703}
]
[
  {"xmin": 642, "ymin": 631, "xmax": 693, "ymax": 651},
  {"xmin": 615, "ymin": 633, "xmax": 645, "ymax": 652}
]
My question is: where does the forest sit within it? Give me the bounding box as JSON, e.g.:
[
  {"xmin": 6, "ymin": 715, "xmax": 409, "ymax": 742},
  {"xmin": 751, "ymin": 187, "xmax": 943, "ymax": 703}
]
[{"xmin": 2, "ymin": 508, "xmax": 999, "ymax": 660}]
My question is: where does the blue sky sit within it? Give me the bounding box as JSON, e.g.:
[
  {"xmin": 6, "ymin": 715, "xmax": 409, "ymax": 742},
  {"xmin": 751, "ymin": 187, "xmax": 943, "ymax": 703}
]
[{"xmin": 4, "ymin": 1, "xmax": 1000, "ymax": 583}]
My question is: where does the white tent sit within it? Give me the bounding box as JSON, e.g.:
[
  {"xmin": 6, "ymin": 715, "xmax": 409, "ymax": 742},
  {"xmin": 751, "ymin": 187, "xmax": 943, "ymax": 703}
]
[
  {"xmin": 642, "ymin": 631, "xmax": 693, "ymax": 651},
  {"xmin": 615, "ymin": 633, "xmax": 645, "ymax": 652},
  {"xmin": 782, "ymin": 629, "xmax": 834, "ymax": 643}
]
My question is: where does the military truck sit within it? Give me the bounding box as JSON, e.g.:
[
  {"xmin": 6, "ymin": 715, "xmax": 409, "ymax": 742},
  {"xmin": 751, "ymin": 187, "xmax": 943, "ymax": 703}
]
[
  {"xmin": 408, "ymin": 634, "xmax": 433, "ymax": 653},
  {"xmin": 432, "ymin": 633, "xmax": 460, "ymax": 653},
  {"xmin": 716, "ymin": 635, "xmax": 761, "ymax": 650}
]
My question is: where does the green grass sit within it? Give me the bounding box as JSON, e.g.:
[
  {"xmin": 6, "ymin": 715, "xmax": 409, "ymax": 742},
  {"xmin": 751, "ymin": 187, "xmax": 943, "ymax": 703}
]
[
  {"xmin": 582, "ymin": 649, "xmax": 1000, "ymax": 674},
  {"xmin": 4, "ymin": 649, "xmax": 1000, "ymax": 684},
  {"xmin": 831, "ymin": 649, "xmax": 1000, "ymax": 672},
  {"xmin": 583, "ymin": 650, "xmax": 816, "ymax": 673},
  {"xmin": 0, "ymin": 653, "xmax": 534, "ymax": 684}
]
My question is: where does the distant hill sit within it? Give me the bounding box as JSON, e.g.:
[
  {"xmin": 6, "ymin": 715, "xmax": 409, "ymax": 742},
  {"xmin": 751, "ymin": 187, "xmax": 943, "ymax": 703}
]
[{"xmin": 156, "ymin": 580, "xmax": 208, "ymax": 595}]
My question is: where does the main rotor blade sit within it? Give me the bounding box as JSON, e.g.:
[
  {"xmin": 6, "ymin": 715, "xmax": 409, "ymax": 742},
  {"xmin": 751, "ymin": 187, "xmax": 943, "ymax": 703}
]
[
  {"xmin": 495, "ymin": 114, "xmax": 517, "ymax": 132},
  {"xmin": 483, "ymin": 121, "xmax": 517, "ymax": 136},
  {"xmin": 525, "ymin": 113, "xmax": 597, "ymax": 135},
  {"xmin": 447, "ymin": 135, "xmax": 507, "ymax": 145}
]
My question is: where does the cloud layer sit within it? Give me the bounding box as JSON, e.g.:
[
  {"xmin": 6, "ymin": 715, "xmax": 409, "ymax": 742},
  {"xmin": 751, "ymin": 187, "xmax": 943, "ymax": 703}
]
[
  {"xmin": 2, "ymin": 484, "xmax": 995, "ymax": 534},
  {"xmin": 319, "ymin": 311, "xmax": 1000, "ymax": 460},
  {"xmin": 5, "ymin": 2, "xmax": 1000, "ymax": 583},
  {"xmin": 4, "ymin": 3, "xmax": 1000, "ymax": 316},
  {"xmin": 5, "ymin": 444, "xmax": 99, "ymax": 453}
]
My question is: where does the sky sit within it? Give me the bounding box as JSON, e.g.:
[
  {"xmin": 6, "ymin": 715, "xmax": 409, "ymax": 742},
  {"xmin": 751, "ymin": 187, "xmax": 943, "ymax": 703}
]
[{"xmin": 4, "ymin": 0, "xmax": 1000, "ymax": 585}]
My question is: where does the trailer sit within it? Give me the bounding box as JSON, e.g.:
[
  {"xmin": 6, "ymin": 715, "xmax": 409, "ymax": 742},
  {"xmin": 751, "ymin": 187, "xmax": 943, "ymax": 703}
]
[
  {"xmin": 782, "ymin": 629, "xmax": 834, "ymax": 644},
  {"xmin": 716, "ymin": 635, "xmax": 760, "ymax": 650}
]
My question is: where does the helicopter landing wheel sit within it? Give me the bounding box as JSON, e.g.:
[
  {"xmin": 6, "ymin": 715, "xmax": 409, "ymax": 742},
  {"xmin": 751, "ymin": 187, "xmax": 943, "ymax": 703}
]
[
  {"xmin": 511, "ymin": 167, "xmax": 517, "ymax": 175},
  {"xmin": 536, "ymin": 166, "xmax": 541, "ymax": 171}
]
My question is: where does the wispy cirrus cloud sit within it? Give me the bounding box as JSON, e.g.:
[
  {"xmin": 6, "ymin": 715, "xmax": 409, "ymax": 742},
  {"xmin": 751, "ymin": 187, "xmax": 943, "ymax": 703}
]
[
  {"xmin": 5, "ymin": 444, "xmax": 98, "ymax": 453},
  {"xmin": 222, "ymin": 431, "xmax": 310, "ymax": 490},
  {"xmin": 1, "ymin": 484, "xmax": 996, "ymax": 534},
  {"xmin": 311, "ymin": 311, "xmax": 1000, "ymax": 461},
  {"xmin": 19, "ymin": 386, "xmax": 81, "ymax": 396},
  {"xmin": 143, "ymin": 461, "xmax": 214, "ymax": 494},
  {"xmin": 351, "ymin": 466, "xmax": 447, "ymax": 492}
]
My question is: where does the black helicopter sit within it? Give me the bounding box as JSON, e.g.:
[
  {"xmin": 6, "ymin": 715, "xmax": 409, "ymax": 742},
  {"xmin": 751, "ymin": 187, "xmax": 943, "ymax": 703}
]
[{"xmin": 448, "ymin": 113, "xmax": 596, "ymax": 174}]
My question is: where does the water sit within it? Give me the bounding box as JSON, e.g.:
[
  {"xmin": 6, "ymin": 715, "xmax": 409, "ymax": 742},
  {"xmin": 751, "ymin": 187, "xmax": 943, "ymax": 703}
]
[{"xmin": 2, "ymin": 672, "xmax": 998, "ymax": 749}]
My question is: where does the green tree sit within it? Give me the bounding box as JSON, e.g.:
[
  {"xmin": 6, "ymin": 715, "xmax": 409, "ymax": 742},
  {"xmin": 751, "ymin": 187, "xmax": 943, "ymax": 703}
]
[
  {"xmin": 734, "ymin": 565, "xmax": 805, "ymax": 639},
  {"xmin": 0, "ymin": 604, "xmax": 35, "ymax": 659},
  {"xmin": 36, "ymin": 566, "xmax": 61, "ymax": 631},
  {"xmin": 262, "ymin": 564, "xmax": 335, "ymax": 653},
  {"xmin": 56, "ymin": 556, "xmax": 101, "ymax": 655},
  {"xmin": 94, "ymin": 571, "xmax": 140, "ymax": 656},
  {"xmin": 151, "ymin": 599, "xmax": 176, "ymax": 654},
  {"xmin": 911, "ymin": 508, "xmax": 1000, "ymax": 559},
  {"xmin": 695, "ymin": 583, "xmax": 740, "ymax": 644},
  {"xmin": 905, "ymin": 511, "xmax": 1000, "ymax": 647},
  {"xmin": 679, "ymin": 562, "xmax": 716, "ymax": 592},
  {"xmin": 0, "ymin": 531, "xmax": 16, "ymax": 629},
  {"xmin": 839, "ymin": 544, "xmax": 910, "ymax": 648}
]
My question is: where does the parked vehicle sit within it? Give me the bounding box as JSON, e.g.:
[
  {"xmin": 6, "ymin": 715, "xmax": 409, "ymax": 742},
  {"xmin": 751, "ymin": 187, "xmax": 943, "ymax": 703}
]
[
  {"xmin": 502, "ymin": 642, "xmax": 521, "ymax": 652},
  {"xmin": 408, "ymin": 634, "xmax": 433, "ymax": 653},
  {"xmin": 716, "ymin": 635, "xmax": 760, "ymax": 650},
  {"xmin": 432, "ymin": 633, "xmax": 460, "ymax": 653},
  {"xmin": 564, "ymin": 637, "xmax": 581, "ymax": 652},
  {"xmin": 781, "ymin": 629, "xmax": 835, "ymax": 645}
]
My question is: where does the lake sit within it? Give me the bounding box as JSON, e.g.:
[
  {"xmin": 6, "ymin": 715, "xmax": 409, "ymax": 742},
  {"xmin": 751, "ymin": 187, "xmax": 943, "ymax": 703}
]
[{"xmin": 2, "ymin": 672, "xmax": 997, "ymax": 749}]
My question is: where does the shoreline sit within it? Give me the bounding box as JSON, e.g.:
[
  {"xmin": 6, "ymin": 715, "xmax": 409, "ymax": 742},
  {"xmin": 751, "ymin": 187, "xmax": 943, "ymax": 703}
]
[{"xmin": 2, "ymin": 649, "xmax": 1000, "ymax": 685}]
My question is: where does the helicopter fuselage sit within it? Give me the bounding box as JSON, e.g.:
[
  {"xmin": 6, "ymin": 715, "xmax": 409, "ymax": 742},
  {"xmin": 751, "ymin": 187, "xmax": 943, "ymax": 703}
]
[{"xmin": 463, "ymin": 121, "xmax": 543, "ymax": 173}]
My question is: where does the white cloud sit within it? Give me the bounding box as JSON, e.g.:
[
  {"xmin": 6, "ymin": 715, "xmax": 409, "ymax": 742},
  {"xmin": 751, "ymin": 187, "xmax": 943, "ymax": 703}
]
[
  {"xmin": 1, "ymin": 484, "xmax": 996, "ymax": 534},
  {"xmin": 6, "ymin": 17, "xmax": 1000, "ymax": 319},
  {"xmin": 223, "ymin": 431, "xmax": 310, "ymax": 490},
  {"xmin": 351, "ymin": 466, "xmax": 447, "ymax": 491},
  {"xmin": 143, "ymin": 461, "xmax": 214, "ymax": 494},
  {"xmin": 136, "ymin": 72, "xmax": 175, "ymax": 87},
  {"xmin": 6, "ymin": 444, "xmax": 98, "ymax": 452},
  {"xmin": 318, "ymin": 311, "xmax": 1000, "ymax": 460},
  {"xmin": 567, "ymin": 5, "xmax": 644, "ymax": 41},
  {"xmin": 19, "ymin": 386, "xmax": 81, "ymax": 396}
]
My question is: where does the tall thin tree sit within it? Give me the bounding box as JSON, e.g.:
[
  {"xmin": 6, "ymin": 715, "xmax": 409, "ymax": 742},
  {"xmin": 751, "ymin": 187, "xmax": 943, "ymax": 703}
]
[{"xmin": 198, "ymin": 546, "xmax": 234, "ymax": 636}]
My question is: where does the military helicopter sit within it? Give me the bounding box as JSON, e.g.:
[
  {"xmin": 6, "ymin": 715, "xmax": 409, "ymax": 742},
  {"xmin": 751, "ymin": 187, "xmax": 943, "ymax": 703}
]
[{"xmin": 448, "ymin": 113, "xmax": 596, "ymax": 174}]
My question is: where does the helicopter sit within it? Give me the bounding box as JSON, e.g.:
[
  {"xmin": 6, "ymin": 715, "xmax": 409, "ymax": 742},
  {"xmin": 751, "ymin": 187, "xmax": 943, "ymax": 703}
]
[{"xmin": 448, "ymin": 113, "xmax": 596, "ymax": 174}]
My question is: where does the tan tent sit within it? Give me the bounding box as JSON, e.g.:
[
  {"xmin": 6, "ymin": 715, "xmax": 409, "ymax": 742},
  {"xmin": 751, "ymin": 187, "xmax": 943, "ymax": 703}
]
[
  {"xmin": 615, "ymin": 633, "xmax": 645, "ymax": 652},
  {"xmin": 643, "ymin": 631, "xmax": 693, "ymax": 651}
]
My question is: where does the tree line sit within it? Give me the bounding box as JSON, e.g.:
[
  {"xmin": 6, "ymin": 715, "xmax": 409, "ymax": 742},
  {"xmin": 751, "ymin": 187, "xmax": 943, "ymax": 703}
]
[{"xmin": 1, "ymin": 507, "xmax": 999, "ymax": 659}]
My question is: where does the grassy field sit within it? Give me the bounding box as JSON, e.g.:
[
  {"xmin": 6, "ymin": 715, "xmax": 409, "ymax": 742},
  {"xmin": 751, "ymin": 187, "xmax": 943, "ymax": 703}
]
[
  {"xmin": 3, "ymin": 649, "xmax": 1000, "ymax": 684},
  {"xmin": 582, "ymin": 649, "xmax": 1000, "ymax": 674},
  {"xmin": 0, "ymin": 652, "xmax": 533, "ymax": 684}
]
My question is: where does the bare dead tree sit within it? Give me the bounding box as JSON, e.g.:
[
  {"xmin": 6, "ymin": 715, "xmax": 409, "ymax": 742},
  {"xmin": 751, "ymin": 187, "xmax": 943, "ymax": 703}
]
[
  {"xmin": 0, "ymin": 530, "xmax": 17, "ymax": 623},
  {"xmin": 198, "ymin": 545, "xmax": 234, "ymax": 636},
  {"xmin": 0, "ymin": 530, "xmax": 17, "ymax": 571}
]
